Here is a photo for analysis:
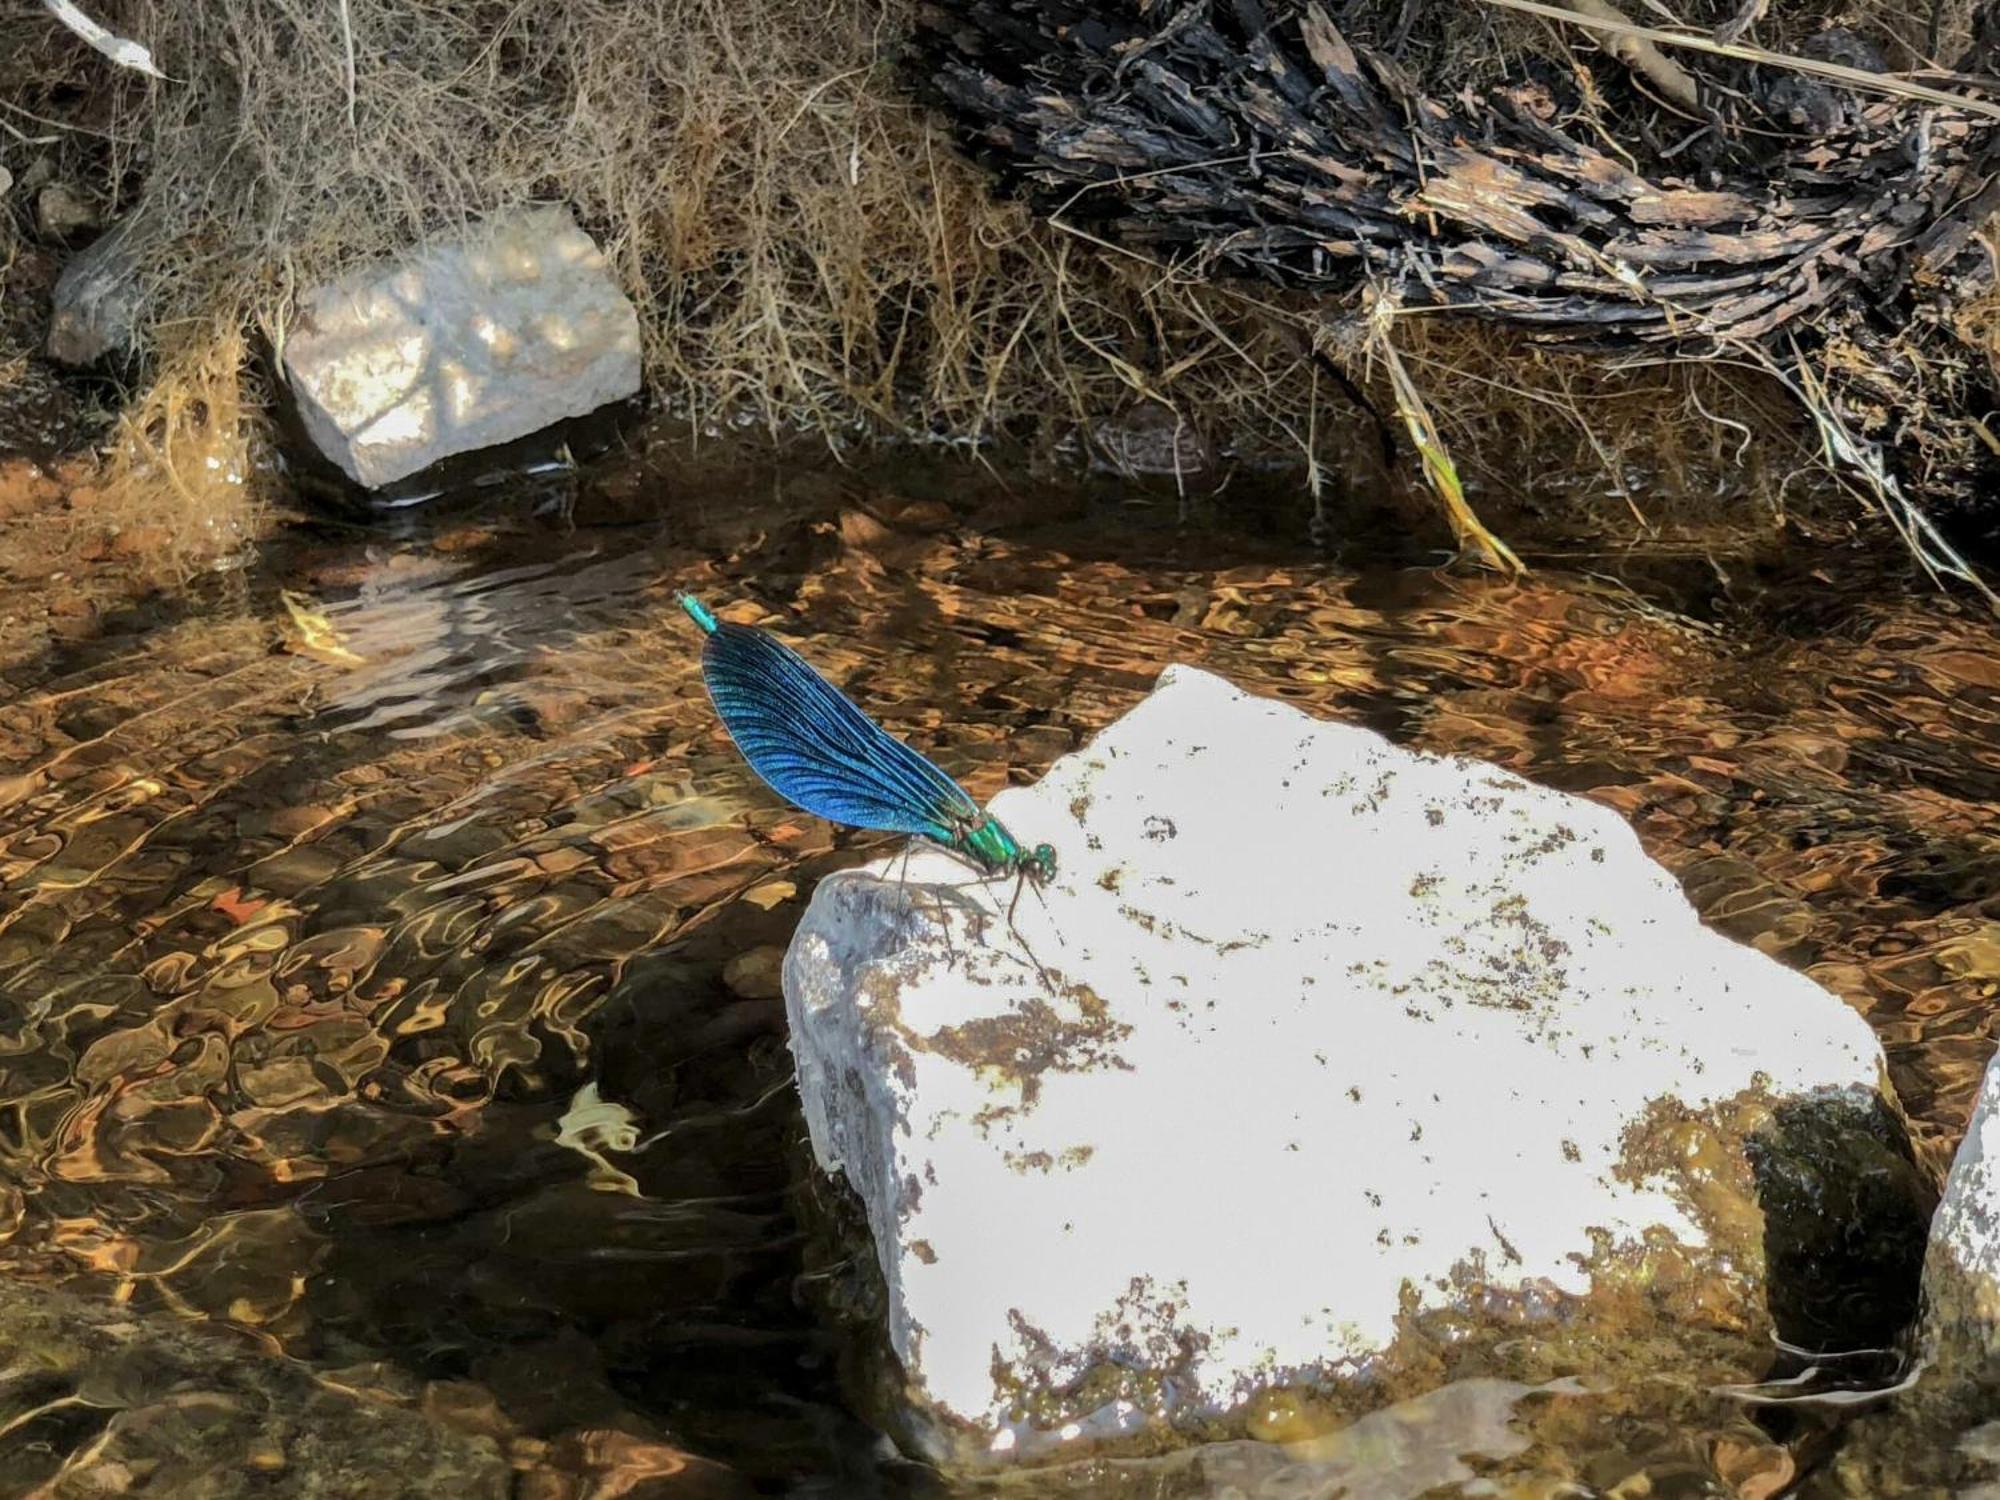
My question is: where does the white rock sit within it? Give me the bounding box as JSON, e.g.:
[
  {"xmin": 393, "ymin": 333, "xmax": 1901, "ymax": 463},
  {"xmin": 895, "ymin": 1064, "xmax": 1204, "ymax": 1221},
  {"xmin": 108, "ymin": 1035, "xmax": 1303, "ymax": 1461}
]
[
  {"xmin": 37, "ymin": 181, "xmax": 99, "ymax": 240},
  {"xmin": 281, "ymin": 205, "xmax": 640, "ymax": 489},
  {"xmin": 1926, "ymin": 1038, "xmax": 2000, "ymax": 1378},
  {"xmin": 47, "ymin": 217, "xmax": 143, "ymax": 366},
  {"xmin": 783, "ymin": 664, "xmax": 1890, "ymax": 1465}
]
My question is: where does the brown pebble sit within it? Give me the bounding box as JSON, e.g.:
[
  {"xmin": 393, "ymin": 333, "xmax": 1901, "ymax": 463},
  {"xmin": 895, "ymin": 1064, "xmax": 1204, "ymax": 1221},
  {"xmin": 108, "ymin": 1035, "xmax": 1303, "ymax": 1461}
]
[
  {"xmin": 512, "ymin": 1471, "xmax": 578, "ymax": 1500},
  {"xmin": 0, "ymin": 460, "xmax": 61, "ymax": 518},
  {"xmin": 893, "ymin": 499, "xmax": 956, "ymax": 531},
  {"xmin": 110, "ymin": 524, "xmax": 174, "ymax": 558},
  {"xmin": 1712, "ymin": 1435, "xmax": 1795, "ymax": 1500},
  {"xmin": 421, "ymin": 1379, "xmax": 516, "ymax": 1442},
  {"xmin": 71, "ymin": 1459, "xmax": 136, "ymax": 1492},
  {"xmin": 722, "ymin": 946, "xmax": 786, "ymax": 1001}
]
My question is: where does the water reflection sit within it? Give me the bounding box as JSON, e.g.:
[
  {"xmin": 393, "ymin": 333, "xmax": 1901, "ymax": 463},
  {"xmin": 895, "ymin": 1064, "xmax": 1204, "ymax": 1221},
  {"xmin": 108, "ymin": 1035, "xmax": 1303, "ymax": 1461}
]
[{"xmin": 1, "ymin": 459, "xmax": 1997, "ymax": 1493}]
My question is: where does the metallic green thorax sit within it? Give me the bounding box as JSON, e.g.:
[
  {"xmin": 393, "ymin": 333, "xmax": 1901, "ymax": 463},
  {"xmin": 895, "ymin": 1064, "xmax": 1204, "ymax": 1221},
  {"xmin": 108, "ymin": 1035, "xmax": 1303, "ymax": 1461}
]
[
  {"xmin": 952, "ymin": 815, "xmax": 1058, "ymax": 884},
  {"xmin": 956, "ymin": 814, "xmax": 1022, "ymax": 872}
]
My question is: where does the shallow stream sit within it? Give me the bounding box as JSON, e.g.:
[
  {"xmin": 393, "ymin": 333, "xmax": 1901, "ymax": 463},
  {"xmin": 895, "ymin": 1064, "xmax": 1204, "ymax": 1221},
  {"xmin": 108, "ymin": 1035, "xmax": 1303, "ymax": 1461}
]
[{"xmin": 3, "ymin": 442, "xmax": 1998, "ymax": 1496}]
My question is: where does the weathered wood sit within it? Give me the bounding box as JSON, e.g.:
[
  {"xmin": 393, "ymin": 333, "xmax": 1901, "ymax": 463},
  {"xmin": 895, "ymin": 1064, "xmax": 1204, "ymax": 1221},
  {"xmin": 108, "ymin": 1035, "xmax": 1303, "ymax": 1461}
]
[
  {"xmin": 925, "ymin": 0, "xmax": 1997, "ymax": 338},
  {"xmin": 917, "ymin": 0, "xmax": 2000, "ymax": 509}
]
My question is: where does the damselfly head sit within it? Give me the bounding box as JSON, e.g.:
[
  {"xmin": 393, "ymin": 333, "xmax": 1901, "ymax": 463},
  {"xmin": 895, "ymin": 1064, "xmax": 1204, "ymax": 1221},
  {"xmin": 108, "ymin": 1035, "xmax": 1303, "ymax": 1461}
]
[{"xmin": 1024, "ymin": 842, "xmax": 1058, "ymax": 883}]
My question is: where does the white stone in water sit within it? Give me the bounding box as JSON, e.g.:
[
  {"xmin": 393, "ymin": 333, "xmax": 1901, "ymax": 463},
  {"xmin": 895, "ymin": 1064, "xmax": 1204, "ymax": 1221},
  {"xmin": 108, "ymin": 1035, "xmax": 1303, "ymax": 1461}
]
[
  {"xmin": 782, "ymin": 665, "xmax": 1890, "ymax": 1464},
  {"xmin": 281, "ymin": 205, "xmax": 641, "ymax": 489},
  {"xmin": 1926, "ymin": 1034, "xmax": 2000, "ymax": 1380}
]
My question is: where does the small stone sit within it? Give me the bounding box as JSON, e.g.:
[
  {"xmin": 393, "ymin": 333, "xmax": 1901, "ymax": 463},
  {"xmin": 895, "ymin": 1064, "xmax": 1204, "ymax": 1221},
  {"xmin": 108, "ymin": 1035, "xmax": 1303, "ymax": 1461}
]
[
  {"xmin": 17, "ymin": 155, "xmax": 53, "ymax": 197},
  {"xmin": 47, "ymin": 219, "xmax": 144, "ymax": 366},
  {"xmin": 1498, "ymin": 1479, "xmax": 1597, "ymax": 1500},
  {"xmin": 722, "ymin": 946, "xmax": 786, "ymax": 1001},
  {"xmin": 893, "ymin": 499, "xmax": 956, "ymax": 531},
  {"xmin": 281, "ymin": 205, "xmax": 642, "ymax": 488},
  {"xmin": 421, "ymin": 1380, "xmax": 516, "ymax": 1443},
  {"xmin": 261, "ymin": 806, "xmax": 336, "ymax": 839},
  {"xmin": 48, "ymin": 594, "xmax": 98, "ymax": 631},
  {"xmin": 1712, "ymin": 1435, "xmax": 1795, "ymax": 1500},
  {"xmin": 0, "ymin": 459, "xmax": 61, "ymax": 518},
  {"xmin": 37, "ymin": 181, "xmax": 99, "ymax": 240},
  {"xmin": 73, "ymin": 1459, "xmax": 135, "ymax": 1492},
  {"xmin": 513, "ymin": 1472, "xmax": 578, "ymax": 1500},
  {"xmin": 237, "ymin": 1058, "xmax": 324, "ymax": 1109},
  {"xmin": 1089, "ymin": 400, "xmax": 1213, "ymax": 480}
]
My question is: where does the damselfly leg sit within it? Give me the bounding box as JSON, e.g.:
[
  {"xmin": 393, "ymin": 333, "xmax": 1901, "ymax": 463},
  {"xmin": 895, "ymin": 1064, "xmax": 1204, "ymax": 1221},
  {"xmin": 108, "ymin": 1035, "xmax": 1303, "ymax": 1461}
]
[{"xmin": 911, "ymin": 846, "xmax": 1056, "ymax": 990}]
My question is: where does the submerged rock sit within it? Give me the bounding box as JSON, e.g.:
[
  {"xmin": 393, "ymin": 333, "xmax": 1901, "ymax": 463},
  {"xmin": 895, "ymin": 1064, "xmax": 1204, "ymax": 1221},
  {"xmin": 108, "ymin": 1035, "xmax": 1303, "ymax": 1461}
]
[
  {"xmin": 1926, "ymin": 1038, "xmax": 2000, "ymax": 1395},
  {"xmin": 1088, "ymin": 401, "xmax": 1214, "ymax": 483},
  {"xmin": 783, "ymin": 664, "xmax": 1923, "ymax": 1469},
  {"xmin": 280, "ymin": 205, "xmax": 642, "ymax": 489},
  {"xmin": 1811, "ymin": 1035, "xmax": 2000, "ymax": 1495},
  {"xmin": 0, "ymin": 1279, "xmax": 511, "ymax": 1498}
]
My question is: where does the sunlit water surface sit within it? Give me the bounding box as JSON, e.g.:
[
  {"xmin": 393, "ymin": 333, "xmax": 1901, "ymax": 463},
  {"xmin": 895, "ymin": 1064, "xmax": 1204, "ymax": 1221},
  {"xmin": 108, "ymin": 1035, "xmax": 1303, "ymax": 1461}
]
[{"xmin": 3, "ymin": 450, "xmax": 1999, "ymax": 1497}]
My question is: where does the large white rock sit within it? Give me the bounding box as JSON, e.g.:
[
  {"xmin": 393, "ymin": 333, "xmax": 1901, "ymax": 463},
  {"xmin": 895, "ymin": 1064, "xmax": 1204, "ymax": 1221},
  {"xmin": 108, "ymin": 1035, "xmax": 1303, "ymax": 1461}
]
[
  {"xmin": 1926, "ymin": 1039, "xmax": 2000, "ymax": 1380},
  {"xmin": 783, "ymin": 665, "xmax": 1892, "ymax": 1466},
  {"xmin": 281, "ymin": 205, "xmax": 641, "ymax": 488}
]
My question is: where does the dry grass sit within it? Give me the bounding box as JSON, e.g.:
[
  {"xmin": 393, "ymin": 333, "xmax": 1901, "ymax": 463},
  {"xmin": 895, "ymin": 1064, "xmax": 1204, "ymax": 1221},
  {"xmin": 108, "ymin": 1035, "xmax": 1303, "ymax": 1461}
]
[
  {"xmin": 16, "ymin": 0, "xmax": 1294, "ymax": 440},
  {"xmin": 86, "ymin": 326, "xmax": 267, "ymax": 582},
  {"xmin": 1951, "ymin": 233, "xmax": 2000, "ymax": 392},
  {"xmin": 1387, "ymin": 317, "xmax": 1829, "ymax": 540},
  {"xmin": 0, "ymin": 0, "xmax": 1940, "ymax": 566}
]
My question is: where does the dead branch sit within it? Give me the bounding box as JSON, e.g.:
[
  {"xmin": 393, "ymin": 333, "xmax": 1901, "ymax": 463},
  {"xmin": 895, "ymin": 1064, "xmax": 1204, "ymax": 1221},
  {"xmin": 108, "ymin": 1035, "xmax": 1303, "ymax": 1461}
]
[{"xmin": 1554, "ymin": 0, "xmax": 1700, "ymax": 112}]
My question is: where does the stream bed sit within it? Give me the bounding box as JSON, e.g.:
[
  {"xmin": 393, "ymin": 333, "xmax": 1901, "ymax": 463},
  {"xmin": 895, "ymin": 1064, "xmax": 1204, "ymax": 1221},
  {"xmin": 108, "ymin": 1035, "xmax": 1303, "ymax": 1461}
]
[{"xmin": 3, "ymin": 442, "xmax": 1998, "ymax": 1496}]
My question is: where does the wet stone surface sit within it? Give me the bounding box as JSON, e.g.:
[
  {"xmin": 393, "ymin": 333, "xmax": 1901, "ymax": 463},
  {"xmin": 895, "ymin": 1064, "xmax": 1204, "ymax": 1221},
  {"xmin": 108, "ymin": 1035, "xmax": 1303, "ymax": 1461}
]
[{"xmin": 2, "ymin": 451, "xmax": 1999, "ymax": 1494}]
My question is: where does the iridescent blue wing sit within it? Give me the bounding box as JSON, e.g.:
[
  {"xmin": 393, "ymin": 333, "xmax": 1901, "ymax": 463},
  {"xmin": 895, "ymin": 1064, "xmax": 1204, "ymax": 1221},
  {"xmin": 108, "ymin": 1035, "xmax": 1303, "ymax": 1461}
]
[{"xmin": 698, "ymin": 619, "xmax": 981, "ymax": 839}]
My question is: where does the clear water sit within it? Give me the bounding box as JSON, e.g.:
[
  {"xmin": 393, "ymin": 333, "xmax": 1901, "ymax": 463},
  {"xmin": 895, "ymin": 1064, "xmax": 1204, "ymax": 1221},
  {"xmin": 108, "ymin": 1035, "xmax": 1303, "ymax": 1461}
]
[{"xmin": 3, "ymin": 440, "xmax": 1998, "ymax": 1496}]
